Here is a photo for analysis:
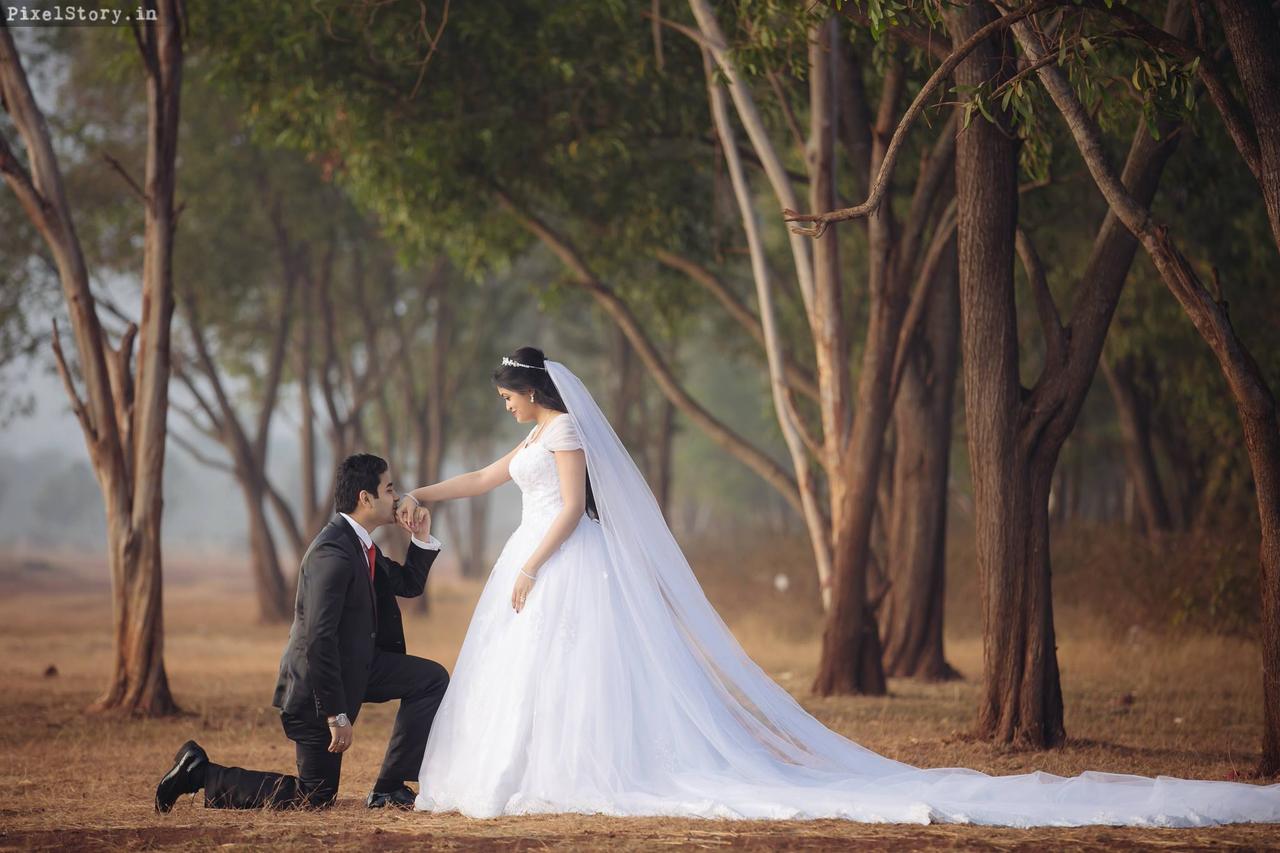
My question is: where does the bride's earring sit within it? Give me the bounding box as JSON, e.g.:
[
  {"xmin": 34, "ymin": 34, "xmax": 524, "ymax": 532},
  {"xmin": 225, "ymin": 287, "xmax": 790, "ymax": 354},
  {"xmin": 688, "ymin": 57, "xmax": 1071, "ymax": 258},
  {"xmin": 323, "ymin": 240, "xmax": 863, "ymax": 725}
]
[{"xmin": 529, "ymin": 393, "xmax": 535, "ymax": 404}]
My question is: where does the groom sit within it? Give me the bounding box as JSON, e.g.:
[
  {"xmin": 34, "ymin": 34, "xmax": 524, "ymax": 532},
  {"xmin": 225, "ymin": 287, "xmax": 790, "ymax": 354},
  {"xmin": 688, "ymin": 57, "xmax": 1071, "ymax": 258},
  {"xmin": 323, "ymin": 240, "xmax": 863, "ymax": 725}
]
[{"xmin": 154, "ymin": 453, "xmax": 449, "ymax": 811}]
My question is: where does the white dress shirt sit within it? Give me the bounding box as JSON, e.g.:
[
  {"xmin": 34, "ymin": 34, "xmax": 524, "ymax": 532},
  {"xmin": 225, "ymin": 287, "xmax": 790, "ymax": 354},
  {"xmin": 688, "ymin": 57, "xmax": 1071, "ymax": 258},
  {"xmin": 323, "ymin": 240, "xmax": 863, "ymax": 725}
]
[{"xmin": 339, "ymin": 512, "xmax": 442, "ymax": 554}]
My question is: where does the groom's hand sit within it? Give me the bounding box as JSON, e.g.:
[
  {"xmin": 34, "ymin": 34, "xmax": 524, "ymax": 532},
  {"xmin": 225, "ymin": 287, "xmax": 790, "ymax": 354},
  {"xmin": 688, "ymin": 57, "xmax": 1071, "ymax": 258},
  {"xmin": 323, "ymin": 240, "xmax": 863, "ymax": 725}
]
[
  {"xmin": 396, "ymin": 498, "xmax": 429, "ymax": 534},
  {"xmin": 399, "ymin": 504, "xmax": 430, "ymax": 537},
  {"xmin": 409, "ymin": 505, "xmax": 431, "ymax": 537},
  {"xmin": 327, "ymin": 716, "xmax": 353, "ymax": 753}
]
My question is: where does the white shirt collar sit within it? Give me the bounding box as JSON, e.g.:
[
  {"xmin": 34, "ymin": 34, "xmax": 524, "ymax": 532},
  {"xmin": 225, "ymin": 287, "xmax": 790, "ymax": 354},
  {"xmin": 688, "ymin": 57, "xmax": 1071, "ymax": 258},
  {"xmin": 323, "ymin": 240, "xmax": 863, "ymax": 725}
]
[{"xmin": 338, "ymin": 513, "xmax": 373, "ymax": 551}]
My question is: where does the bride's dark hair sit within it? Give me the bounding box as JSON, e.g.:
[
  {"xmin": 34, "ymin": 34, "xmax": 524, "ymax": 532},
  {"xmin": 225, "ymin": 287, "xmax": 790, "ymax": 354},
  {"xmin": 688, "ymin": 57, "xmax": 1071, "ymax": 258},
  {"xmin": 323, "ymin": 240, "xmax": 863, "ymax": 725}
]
[
  {"xmin": 493, "ymin": 346, "xmax": 599, "ymax": 520},
  {"xmin": 492, "ymin": 347, "xmax": 566, "ymax": 410}
]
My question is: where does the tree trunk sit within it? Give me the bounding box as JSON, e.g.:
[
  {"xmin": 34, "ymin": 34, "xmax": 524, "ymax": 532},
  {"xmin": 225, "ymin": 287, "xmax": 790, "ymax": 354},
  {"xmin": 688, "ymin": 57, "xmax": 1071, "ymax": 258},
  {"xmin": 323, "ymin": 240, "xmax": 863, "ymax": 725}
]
[
  {"xmin": 651, "ymin": 396, "xmax": 676, "ymax": 517},
  {"xmin": 1010, "ymin": 4, "xmax": 1280, "ymax": 773},
  {"xmin": 97, "ymin": 493, "xmax": 177, "ymax": 716},
  {"xmin": 376, "ymin": 390, "xmax": 413, "ymax": 566},
  {"xmin": 402, "ymin": 279, "xmax": 453, "ymax": 616},
  {"xmin": 946, "ymin": 0, "xmax": 1189, "ymax": 746},
  {"xmin": 1101, "ymin": 356, "xmax": 1173, "ymax": 534},
  {"xmin": 241, "ymin": 475, "xmax": 292, "ymax": 623},
  {"xmin": 177, "ymin": 207, "xmax": 298, "ymax": 622},
  {"xmin": 883, "ymin": 240, "xmax": 960, "ymax": 681},
  {"xmin": 813, "ymin": 38, "xmax": 900, "ymax": 697},
  {"xmin": 611, "ymin": 325, "xmax": 643, "ymax": 454},
  {"xmin": 814, "ymin": 305, "xmax": 897, "ymax": 694},
  {"xmin": 1212, "ymin": 0, "xmax": 1280, "ymax": 255},
  {"xmin": 701, "ymin": 49, "xmax": 835, "ymax": 606},
  {"xmin": 946, "ymin": 1, "xmax": 1064, "ymax": 746},
  {"xmin": 467, "ymin": 490, "xmax": 491, "ymax": 578},
  {"xmin": 2, "ymin": 5, "xmax": 185, "ymax": 716}
]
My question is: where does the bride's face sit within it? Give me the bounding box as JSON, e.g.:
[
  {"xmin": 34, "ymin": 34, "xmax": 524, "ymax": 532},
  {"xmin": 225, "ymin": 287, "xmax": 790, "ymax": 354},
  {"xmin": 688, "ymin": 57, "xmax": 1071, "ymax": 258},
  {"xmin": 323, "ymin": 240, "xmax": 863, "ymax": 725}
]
[{"xmin": 498, "ymin": 386, "xmax": 538, "ymax": 424}]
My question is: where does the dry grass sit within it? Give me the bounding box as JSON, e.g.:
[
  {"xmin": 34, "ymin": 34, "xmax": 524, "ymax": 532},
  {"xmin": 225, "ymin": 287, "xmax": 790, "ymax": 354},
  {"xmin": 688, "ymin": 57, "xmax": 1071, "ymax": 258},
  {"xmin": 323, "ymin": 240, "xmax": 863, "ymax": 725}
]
[{"xmin": 0, "ymin": 536, "xmax": 1277, "ymax": 851}]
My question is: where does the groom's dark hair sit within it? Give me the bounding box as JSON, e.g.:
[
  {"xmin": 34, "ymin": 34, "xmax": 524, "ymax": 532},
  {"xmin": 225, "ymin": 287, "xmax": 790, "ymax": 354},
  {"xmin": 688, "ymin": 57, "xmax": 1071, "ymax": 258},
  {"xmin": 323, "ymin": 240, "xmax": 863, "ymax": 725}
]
[{"xmin": 335, "ymin": 453, "xmax": 389, "ymax": 513}]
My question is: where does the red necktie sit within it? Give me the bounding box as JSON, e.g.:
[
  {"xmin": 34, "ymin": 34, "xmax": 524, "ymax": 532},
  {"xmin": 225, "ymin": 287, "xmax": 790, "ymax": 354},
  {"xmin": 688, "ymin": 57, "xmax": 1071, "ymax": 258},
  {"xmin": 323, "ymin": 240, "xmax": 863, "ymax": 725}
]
[{"xmin": 366, "ymin": 544, "xmax": 376, "ymax": 582}]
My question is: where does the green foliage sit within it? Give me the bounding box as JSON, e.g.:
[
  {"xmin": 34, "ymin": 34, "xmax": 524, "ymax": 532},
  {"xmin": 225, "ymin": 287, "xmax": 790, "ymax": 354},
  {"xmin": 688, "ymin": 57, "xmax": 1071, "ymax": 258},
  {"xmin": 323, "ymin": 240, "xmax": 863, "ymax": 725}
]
[{"xmin": 727, "ymin": 0, "xmax": 824, "ymax": 78}]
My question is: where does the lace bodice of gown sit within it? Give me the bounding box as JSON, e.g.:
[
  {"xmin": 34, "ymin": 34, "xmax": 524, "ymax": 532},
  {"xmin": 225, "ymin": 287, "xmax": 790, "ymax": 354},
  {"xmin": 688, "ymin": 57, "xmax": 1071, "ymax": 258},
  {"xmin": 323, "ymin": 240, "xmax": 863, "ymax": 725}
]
[{"xmin": 508, "ymin": 414, "xmax": 583, "ymax": 528}]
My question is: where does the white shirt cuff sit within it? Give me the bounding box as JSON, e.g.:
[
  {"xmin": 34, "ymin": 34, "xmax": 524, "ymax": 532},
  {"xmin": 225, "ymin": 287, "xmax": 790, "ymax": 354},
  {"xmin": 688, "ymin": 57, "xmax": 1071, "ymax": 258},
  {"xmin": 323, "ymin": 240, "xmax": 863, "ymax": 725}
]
[{"xmin": 410, "ymin": 534, "xmax": 442, "ymax": 551}]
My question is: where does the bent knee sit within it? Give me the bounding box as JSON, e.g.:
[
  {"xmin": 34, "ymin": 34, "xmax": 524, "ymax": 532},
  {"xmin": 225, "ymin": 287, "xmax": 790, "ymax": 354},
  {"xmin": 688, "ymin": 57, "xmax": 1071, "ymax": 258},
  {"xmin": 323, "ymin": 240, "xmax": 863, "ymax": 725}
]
[{"xmin": 411, "ymin": 658, "xmax": 449, "ymax": 695}]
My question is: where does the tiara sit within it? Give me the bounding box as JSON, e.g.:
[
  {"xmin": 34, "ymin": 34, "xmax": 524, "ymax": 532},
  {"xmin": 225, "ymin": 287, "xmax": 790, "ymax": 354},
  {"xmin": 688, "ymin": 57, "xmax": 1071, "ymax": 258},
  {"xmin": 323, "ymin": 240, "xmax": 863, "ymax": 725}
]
[{"xmin": 501, "ymin": 356, "xmax": 547, "ymax": 371}]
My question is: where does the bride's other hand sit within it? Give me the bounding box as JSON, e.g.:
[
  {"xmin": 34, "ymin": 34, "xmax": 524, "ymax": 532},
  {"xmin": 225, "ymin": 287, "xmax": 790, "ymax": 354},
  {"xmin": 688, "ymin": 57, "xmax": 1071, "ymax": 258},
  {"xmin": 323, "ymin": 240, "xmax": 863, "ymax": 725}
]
[{"xmin": 511, "ymin": 570, "xmax": 536, "ymax": 613}]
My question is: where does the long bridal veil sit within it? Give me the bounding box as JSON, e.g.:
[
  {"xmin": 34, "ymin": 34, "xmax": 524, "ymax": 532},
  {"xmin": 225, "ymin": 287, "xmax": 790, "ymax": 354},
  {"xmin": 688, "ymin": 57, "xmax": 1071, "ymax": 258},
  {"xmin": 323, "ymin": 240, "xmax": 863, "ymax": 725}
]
[{"xmin": 545, "ymin": 360, "xmax": 1280, "ymax": 826}]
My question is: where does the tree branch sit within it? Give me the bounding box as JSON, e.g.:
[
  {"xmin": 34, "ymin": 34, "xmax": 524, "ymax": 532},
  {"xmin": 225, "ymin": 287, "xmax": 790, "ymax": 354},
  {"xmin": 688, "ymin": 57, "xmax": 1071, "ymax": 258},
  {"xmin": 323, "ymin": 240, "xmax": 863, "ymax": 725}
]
[
  {"xmin": 170, "ymin": 400, "xmax": 221, "ymax": 442},
  {"xmin": 102, "ymin": 152, "xmax": 147, "ymax": 203},
  {"xmin": 170, "ymin": 430, "xmax": 234, "ymax": 474},
  {"xmin": 1016, "ymin": 227, "xmax": 1068, "ymax": 370},
  {"xmin": 702, "ymin": 44, "xmax": 832, "ymax": 591},
  {"xmin": 766, "ymin": 70, "xmax": 806, "ymax": 156},
  {"xmin": 1006, "ymin": 7, "xmax": 1275, "ymax": 420},
  {"xmin": 51, "ymin": 320, "xmax": 96, "ymax": 443},
  {"xmin": 257, "ymin": 195, "xmax": 300, "ymax": 459},
  {"xmin": 654, "ymin": 249, "xmax": 820, "ymax": 400},
  {"xmin": 171, "ymin": 364, "xmax": 225, "ymax": 438},
  {"xmin": 687, "ymin": 0, "xmax": 817, "ymax": 316},
  {"xmin": 783, "ymin": 0, "xmax": 1062, "ymax": 237},
  {"xmin": 180, "ymin": 294, "xmax": 249, "ymax": 450},
  {"xmin": 897, "ymin": 110, "xmax": 959, "ymax": 288},
  {"xmin": 313, "ymin": 242, "xmax": 349, "ymax": 436},
  {"xmin": 834, "ymin": 5, "xmax": 953, "ymax": 61},
  {"xmin": 497, "ymin": 187, "xmax": 803, "ymax": 511},
  {"xmin": 0, "ymin": 128, "xmax": 50, "ymax": 232},
  {"xmin": 1079, "ymin": 0, "xmax": 1261, "ymax": 181},
  {"xmin": 889, "ymin": 201, "xmax": 957, "ymax": 407},
  {"xmin": 265, "ymin": 474, "xmax": 307, "ymax": 557}
]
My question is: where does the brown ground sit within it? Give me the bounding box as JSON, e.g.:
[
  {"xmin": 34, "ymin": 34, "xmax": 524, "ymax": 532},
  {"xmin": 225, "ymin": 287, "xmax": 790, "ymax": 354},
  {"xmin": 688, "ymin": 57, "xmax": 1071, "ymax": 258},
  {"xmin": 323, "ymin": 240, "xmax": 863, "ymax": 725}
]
[{"xmin": 1, "ymin": 536, "xmax": 1277, "ymax": 851}]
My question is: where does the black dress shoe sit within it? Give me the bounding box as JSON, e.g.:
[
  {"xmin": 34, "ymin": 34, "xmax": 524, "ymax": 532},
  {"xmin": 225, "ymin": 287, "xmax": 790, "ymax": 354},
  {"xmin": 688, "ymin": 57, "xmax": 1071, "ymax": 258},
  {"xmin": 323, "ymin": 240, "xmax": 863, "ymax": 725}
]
[
  {"xmin": 155, "ymin": 740, "xmax": 208, "ymax": 813},
  {"xmin": 366, "ymin": 785, "xmax": 416, "ymax": 809}
]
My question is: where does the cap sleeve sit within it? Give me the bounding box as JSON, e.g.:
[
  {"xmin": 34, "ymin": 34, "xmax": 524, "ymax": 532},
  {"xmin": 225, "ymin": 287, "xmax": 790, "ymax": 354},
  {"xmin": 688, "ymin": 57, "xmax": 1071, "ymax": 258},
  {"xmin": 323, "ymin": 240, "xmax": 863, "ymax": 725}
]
[{"xmin": 540, "ymin": 415, "xmax": 583, "ymax": 452}]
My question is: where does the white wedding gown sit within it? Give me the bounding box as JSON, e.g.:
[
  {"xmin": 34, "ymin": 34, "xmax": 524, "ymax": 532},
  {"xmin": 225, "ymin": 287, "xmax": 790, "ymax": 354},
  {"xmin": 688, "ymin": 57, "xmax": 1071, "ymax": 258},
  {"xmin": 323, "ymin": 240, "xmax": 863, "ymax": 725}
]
[{"xmin": 417, "ymin": 362, "xmax": 1280, "ymax": 826}]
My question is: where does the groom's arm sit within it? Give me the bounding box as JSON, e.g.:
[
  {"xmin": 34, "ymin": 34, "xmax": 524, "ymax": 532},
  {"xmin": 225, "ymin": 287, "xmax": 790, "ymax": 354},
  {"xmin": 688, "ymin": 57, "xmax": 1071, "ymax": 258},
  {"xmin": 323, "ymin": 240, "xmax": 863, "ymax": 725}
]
[
  {"xmin": 380, "ymin": 535, "xmax": 440, "ymax": 598},
  {"xmin": 300, "ymin": 542, "xmax": 351, "ymax": 716}
]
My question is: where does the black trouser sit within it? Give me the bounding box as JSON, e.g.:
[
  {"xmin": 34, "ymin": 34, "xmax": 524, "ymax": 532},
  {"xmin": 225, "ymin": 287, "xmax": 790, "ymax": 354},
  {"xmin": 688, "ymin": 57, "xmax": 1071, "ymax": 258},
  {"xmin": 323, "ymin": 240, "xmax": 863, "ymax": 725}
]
[{"xmin": 203, "ymin": 653, "xmax": 449, "ymax": 809}]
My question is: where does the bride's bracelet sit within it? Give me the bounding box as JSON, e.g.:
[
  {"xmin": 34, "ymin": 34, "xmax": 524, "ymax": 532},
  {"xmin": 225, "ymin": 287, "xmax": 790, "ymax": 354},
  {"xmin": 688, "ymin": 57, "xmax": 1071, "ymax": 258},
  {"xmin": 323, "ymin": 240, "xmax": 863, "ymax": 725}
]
[
  {"xmin": 401, "ymin": 493, "xmax": 421, "ymax": 508},
  {"xmin": 519, "ymin": 568, "xmax": 538, "ymax": 582}
]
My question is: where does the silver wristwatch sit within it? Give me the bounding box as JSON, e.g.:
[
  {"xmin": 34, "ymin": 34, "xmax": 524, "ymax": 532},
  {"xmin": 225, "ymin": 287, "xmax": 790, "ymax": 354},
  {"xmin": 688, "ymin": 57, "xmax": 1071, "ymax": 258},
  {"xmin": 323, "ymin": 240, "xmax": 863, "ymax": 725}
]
[{"xmin": 327, "ymin": 713, "xmax": 350, "ymax": 728}]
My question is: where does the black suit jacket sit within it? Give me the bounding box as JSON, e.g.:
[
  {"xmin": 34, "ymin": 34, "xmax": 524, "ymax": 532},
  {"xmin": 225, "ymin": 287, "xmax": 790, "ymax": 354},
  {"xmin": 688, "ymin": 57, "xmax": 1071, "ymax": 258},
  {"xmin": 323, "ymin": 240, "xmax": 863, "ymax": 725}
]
[{"xmin": 272, "ymin": 514, "xmax": 438, "ymax": 721}]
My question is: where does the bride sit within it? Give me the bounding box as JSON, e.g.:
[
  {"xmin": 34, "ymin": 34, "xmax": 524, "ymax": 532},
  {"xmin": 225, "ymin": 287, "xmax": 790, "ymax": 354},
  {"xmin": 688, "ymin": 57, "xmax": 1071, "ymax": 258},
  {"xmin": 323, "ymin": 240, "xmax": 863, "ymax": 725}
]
[{"xmin": 400, "ymin": 346, "xmax": 1280, "ymax": 826}]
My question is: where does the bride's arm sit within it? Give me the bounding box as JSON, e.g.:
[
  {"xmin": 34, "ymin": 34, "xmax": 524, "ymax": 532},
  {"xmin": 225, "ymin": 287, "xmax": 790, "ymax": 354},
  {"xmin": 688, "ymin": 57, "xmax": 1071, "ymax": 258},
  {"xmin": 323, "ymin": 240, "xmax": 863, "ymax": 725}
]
[
  {"xmin": 511, "ymin": 450, "xmax": 587, "ymax": 612},
  {"xmin": 406, "ymin": 441, "xmax": 521, "ymax": 504}
]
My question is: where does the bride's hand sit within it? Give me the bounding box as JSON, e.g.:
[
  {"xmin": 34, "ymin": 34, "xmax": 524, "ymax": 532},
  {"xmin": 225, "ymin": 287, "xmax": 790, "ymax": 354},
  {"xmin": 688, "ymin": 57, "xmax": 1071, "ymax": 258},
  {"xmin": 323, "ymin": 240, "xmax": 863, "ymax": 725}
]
[
  {"xmin": 395, "ymin": 495, "xmax": 420, "ymax": 532},
  {"xmin": 511, "ymin": 570, "xmax": 536, "ymax": 613}
]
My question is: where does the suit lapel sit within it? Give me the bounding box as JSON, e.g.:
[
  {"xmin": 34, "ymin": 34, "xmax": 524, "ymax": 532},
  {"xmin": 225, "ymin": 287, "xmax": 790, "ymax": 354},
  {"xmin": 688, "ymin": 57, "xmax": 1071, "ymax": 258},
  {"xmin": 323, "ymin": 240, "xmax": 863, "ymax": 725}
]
[{"xmin": 331, "ymin": 514, "xmax": 379, "ymax": 630}]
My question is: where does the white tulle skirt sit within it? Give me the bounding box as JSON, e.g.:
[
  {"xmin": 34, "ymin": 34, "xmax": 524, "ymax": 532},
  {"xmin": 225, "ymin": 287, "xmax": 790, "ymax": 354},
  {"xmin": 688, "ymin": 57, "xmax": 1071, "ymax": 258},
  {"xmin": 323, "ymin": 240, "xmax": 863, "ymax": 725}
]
[{"xmin": 416, "ymin": 513, "xmax": 1280, "ymax": 826}]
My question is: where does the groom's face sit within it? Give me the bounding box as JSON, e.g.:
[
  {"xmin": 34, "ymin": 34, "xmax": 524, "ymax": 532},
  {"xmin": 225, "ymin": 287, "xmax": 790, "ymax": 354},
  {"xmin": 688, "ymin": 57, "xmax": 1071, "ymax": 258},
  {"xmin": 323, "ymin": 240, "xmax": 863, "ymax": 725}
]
[{"xmin": 360, "ymin": 470, "xmax": 398, "ymax": 526}]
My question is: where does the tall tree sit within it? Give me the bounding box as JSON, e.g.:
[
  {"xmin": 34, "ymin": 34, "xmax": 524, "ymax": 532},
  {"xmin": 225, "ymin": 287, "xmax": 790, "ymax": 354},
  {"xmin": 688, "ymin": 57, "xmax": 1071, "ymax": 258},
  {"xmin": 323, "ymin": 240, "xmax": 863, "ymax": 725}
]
[
  {"xmin": 1004, "ymin": 0, "xmax": 1280, "ymax": 774},
  {"xmin": 690, "ymin": 2, "xmax": 966, "ymax": 692},
  {"xmin": 1210, "ymin": 0, "xmax": 1280, "ymax": 254},
  {"xmin": 197, "ymin": 0, "xmax": 806, "ymax": 568},
  {"xmin": 0, "ymin": 1, "xmax": 184, "ymax": 715},
  {"xmin": 882, "ymin": 236, "xmax": 961, "ymax": 680},
  {"xmin": 167, "ymin": 94, "xmax": 336, "ymax": 622},
  {"xmin": 786, "ymin": 0, "xmax": 1192, "ymax": 740}
]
